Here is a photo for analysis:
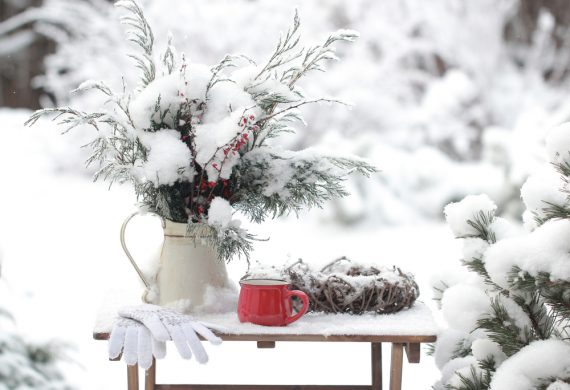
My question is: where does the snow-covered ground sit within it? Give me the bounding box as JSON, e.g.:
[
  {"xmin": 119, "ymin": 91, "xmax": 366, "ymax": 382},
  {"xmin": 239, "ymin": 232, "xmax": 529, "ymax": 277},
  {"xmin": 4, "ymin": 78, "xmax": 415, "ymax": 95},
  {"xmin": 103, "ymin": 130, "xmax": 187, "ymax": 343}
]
[{"xmin": 0, "ymin": 108, "xmax": 462, "ymax": 389}]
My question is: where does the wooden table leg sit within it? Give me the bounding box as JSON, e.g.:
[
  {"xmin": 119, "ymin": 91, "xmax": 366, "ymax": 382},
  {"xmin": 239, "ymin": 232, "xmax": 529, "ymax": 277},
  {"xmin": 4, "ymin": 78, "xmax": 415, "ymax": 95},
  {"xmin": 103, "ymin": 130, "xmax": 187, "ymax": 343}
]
[
  {"xmin": 127, "ymin": 364, "xmax": 139, "ymax": 390},
  {"xmin": 389, "ymin": 343, "xmax": 404, "ymax": 390},
  {"xmin": 371, "ymin": 342, "xmax": 383, "ymax": 390},
  {"xmin": 145, "ymin": 358, "xmax": 156, "ymax": 390}
]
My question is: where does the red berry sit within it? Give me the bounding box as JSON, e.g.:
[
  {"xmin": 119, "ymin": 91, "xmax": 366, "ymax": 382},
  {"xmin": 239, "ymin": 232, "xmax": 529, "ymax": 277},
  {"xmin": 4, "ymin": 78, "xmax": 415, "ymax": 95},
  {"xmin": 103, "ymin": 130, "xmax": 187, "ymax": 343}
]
[{"xmin": 208, "ymin": 181, "xmax": 217, "ymax": 188}]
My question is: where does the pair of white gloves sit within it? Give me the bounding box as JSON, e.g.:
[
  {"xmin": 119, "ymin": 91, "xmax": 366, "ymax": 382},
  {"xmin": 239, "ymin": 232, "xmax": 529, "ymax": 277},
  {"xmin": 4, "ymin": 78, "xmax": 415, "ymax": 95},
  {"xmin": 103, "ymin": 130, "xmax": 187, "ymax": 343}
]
[{"xmin": 109, "ymin": 304, "xmax": 223, "ymax": 369}]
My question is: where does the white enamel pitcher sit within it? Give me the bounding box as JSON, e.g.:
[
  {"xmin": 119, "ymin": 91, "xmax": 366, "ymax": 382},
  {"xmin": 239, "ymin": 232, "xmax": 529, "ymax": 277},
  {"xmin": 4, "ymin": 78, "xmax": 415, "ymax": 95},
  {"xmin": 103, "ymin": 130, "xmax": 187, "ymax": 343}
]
[{"xmin": 120, "ymin": 212, "xmax": 231, "ymax": 308}]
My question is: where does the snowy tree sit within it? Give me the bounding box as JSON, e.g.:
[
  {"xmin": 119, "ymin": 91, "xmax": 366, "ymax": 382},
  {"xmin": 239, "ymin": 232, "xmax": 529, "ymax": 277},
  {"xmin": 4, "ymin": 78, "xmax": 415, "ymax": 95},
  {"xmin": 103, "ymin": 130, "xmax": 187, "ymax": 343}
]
[
  {"xmin": 431, "ymin": 123, "xmax": 570, "ymax": 390},
  {"xmin": 0, "ymin": 254, "xmax": 74, "ymax": 390}
]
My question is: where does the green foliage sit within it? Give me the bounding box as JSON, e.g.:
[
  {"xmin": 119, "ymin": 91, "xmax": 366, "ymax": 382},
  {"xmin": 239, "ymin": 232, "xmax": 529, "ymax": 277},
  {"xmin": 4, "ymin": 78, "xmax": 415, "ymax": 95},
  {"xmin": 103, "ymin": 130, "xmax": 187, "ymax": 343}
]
[
  {"xmin": 446, "ymin": 365, "xmax": 492, "ymax": 390},
  {"xmin": 0, "ymin": 308, "xmax": 73, "ymax": 389},
  {"xmin": 461, "ymin": 257, "xmax": 503, "ymax": 292},
  {"xmin": 463, "ymin": 211, "xmax": 496, "ymax": 243},
  {"xmin": 509, "ymin": 267, "xmax": 570, "ymax": 335},
  {"xmin": 234, "ymin": 151, "xmax": 375, "ymax": 223},
  {"xmin": 477, "ymin": 296, "xmax": 533, "ymax": 357}
]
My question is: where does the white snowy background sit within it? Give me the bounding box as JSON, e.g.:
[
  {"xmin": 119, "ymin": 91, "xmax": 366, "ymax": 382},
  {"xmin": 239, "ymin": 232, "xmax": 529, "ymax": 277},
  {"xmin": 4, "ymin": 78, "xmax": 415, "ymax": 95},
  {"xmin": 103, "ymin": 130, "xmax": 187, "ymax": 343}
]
[{"xmin": 0, "ymin": 0, "xmax": 568, "ymax": 388}]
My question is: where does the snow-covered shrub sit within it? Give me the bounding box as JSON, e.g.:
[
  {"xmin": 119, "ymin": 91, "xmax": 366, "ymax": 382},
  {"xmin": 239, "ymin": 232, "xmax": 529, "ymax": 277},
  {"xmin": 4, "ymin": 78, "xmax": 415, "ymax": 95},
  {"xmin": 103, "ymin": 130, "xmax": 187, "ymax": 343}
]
[
  {"xmin": 432, "ymin": 124, "xmax": 570, "ymax": 390},
  {"xmin": 26, "ymin": 1, "xmax": 375, "ymax": 261},
  {"xmin": 0, "ymin": 253, "xmax": 74, "ymax": 390}
]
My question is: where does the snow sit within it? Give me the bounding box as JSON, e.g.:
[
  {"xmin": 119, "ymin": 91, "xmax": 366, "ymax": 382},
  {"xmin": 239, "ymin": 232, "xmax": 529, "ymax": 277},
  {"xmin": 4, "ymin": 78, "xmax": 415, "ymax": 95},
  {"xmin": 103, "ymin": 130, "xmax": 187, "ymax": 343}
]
[
  {"xmin": 488, "ymin": 217, "xmax": 521, "ymax": 241},
  {"xmin": 446, "ymin": 363, "xmax": 482, "ymax": 389},
  {"xmin": 202, "ymin": 78, "xmax": 257, "ymax": 124},
  {"xmin": 440, "ymin": 284, "xmax": 489, "ymax": 333},
  {"xmin": 444, "ymin": 194, "xmax": 497, "ymax": 237},
  {"xmin": 496, "ymin": 295, "xmax": 533, "ymax": 335},
  {"xmin": 433, "ymin": 329, "xmax": 469, "ymax": 370},
  {"xmin": 484, "ymin": 218, "xmax": 570, "ymax": 288},
  {"xmin": 242, "ymin": 147, "xmax": 355, "ymax": 200},
  {"xmin": 247, "ymin": 259, "xmax": 417, "ymax": 301},
  {"xmin": 471, "ymin": 339, "xmax": 506, "ymax": 366},
  {"xmin": 134, "ymin": 129, "xmax": 194, "ymax": 186},
  {"xmin": 461, "ymin": 237, "xmax": 489, "ymax": 262},
  {"xmin": 93, "ymin": 295, "xmax": 438, "ymax": 337},
  {"xmin": 181, "ymin": 63, "xmax": 211, "ymax": 102},
  {"xmin": 129, "ymin": 73, "xmax": 185, "ymax": 129},
  {"xmin": 548, "ymin": 381, "xmax": 570, "ymax": 390},
  {"xmin": 546, "ymin": 122, "xmax": 570, "ymax": 165},
  {"xmin": 440, "ymin": 356, "xmax": 476, "ymax": 386},
  {"xmin": 194, "ymin": 110, "xmax": 249, "ymax": 180},
  {"xmin": 520, "ymin": 167, "xmax": 568, "ymax": 222},
  {"xmin": 490, "ymin": 340, "xmax": 570, "ymax": 390},
  {"xmin": 194, "ymin": 285, "xmax": 239, "ymax": 315},
  {"xmin": 208, "ymin": 197, "xmax": 234, "ymax": 229}
]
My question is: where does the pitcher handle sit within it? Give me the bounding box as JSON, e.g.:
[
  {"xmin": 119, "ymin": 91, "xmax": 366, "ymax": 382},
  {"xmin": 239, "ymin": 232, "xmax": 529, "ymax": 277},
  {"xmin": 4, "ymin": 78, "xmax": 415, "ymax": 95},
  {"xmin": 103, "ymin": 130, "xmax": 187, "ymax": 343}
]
[{"xmin": 120, "ymin": 211, "xmax": 151, "ymax": 290}]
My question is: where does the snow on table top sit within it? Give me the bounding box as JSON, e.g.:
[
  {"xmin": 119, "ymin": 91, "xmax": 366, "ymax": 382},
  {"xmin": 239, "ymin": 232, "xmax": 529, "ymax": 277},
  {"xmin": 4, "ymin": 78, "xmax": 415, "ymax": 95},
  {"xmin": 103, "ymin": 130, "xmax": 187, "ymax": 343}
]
[{"xmin": 94, "ymin": 290, "xmax": 439, "ymax": 337}]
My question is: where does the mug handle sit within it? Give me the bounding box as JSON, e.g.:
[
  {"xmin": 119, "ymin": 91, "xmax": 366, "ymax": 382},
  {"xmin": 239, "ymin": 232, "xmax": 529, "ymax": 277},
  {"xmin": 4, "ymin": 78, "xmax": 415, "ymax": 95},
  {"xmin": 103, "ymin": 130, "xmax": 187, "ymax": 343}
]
[
  {"xmin": 120, "ymin": 211, "xmax": 152, "ymax": 292},
  {"xmin": 284, "ymin": 290, "xmax": 309, "ymax": 325}
]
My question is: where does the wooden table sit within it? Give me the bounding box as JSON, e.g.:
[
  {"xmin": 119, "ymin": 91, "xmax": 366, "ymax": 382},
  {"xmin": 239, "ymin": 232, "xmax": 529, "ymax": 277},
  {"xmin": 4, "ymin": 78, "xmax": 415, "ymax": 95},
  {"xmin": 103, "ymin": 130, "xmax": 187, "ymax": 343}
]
[
  {"xmin": 93, "ymin": 299, "xmax": 437, "ymax": 390},
  {"xmin": 94, "ymin": 331, "xmax": 436, "ymax": 390}
]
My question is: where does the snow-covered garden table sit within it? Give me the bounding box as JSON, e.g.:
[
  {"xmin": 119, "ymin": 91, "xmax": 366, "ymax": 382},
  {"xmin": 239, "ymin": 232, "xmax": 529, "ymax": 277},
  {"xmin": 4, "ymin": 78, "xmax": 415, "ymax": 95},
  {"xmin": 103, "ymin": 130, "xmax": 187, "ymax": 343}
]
[{"xmin": 93, "ymin": 295, "xmax": 437, "ymax": 390}]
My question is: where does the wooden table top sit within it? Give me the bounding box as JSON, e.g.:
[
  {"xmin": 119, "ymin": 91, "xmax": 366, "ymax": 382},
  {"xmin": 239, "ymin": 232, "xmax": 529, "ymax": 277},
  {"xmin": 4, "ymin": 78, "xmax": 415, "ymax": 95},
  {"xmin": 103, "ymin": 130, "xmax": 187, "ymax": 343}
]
[{"xmin": 93, "ymin": 291, "xmax": 438, "ymax": 344}]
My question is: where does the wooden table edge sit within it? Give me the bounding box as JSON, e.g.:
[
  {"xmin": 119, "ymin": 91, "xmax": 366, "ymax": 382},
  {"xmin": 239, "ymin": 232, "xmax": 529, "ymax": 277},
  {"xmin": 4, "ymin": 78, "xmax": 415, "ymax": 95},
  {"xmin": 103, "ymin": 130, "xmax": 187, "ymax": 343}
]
[{"xmin": 93, "ymin": 331, "xmax": 436, "ymax": 343}]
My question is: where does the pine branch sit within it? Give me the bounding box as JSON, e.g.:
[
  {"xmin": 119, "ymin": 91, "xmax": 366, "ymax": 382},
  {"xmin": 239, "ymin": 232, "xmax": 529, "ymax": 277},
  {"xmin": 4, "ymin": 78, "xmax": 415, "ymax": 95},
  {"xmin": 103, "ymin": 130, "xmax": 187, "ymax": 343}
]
[
  {"xmin": 512, "ymin": 292, "xmax": 557, "ymax": 340},
  {"xmin": 462, "ymin": 211, "xmax": 496, "ymax": 243},
  {"xmin": 536, "ymin": 377, "xmax": 570, "ymax": 390},
  {"xmin": 162, "ymin": 34, "xmax": 175, "ymax": 74},
  {"xmin": 234, "ymin": 150, "xmax": 376, "ymax": 223},
  {"xmin": 115, "ymin": 0, "xmax": 155, "ymax": 86},
  {"xmin": 446, "ymin": 365, "xmax": 491, "ymax": 390},
  {"xmin": 535, "ymin": 201, "xmax": 570, "ymax": 226},
  {"xmin": 24, "ymin": 107, "xmax": 105, "ymax": 133},
  {"xmin": 452, "ymin": 339, "xmax": 473, "ymax": 360},
  {"xmin": 477, "ymin": 296, "xmax": 534, "ymax": 357},
  {"xmin": 462, "ymin": 257, "xmax": 504, "ymax": 292},
  {"xmin": 185, "ymin": 222, "xmax": 261, "ymax": 264},
  {"xmin": 253, "ymin": 9, "xmax": 302, "ymax": 82},
  {"xmin": 509, "ymin": 267, "xmax": 570, "ymax": 332},
  {"xmin": 284, "ymin": 29, "xmax": 359, "ymax": 87}
]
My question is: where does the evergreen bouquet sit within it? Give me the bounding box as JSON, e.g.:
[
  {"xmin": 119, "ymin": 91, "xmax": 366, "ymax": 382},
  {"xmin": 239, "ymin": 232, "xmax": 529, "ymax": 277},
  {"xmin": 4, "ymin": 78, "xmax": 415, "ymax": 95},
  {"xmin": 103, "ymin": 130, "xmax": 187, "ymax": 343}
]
[{"xmin": 26, "ymin": 1, "xmax": 375, "ymax": 262}]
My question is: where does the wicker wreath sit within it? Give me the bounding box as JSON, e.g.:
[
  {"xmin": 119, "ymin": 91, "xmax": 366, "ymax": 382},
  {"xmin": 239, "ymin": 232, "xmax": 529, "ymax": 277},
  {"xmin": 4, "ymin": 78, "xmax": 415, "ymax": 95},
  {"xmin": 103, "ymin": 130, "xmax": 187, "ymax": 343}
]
[{"xmin": 243, "ymin": 257, "xmax": 419, "ymax": 315}]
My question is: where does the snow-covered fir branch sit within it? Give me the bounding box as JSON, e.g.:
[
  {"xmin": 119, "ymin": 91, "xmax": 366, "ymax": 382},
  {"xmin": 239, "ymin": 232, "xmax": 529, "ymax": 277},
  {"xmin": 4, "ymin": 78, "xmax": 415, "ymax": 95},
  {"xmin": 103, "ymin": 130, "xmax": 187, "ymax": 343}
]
[
  {"xmin": 26, "ymin": 1, "xmax": 375, "ymax": 262},
  {"xmin": 432, "ymin": 124, "xmax": 570, "ymax": 390}
]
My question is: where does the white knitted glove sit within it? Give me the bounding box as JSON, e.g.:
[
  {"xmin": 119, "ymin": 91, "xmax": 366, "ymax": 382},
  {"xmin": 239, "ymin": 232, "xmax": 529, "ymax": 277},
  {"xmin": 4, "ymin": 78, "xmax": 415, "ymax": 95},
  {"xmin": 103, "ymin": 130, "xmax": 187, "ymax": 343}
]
[
  {"xmin": 118, "ymin": 304, "xmax": 223, "ymax": 364},
  {"xmin": 108, "ymin": 317, "xmax": 166, "ymax": 370}
]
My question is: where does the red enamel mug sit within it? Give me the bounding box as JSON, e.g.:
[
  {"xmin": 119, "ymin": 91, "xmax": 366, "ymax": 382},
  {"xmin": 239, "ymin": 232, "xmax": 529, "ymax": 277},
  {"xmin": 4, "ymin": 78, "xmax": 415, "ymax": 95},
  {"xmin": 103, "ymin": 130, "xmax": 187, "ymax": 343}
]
[{"xmin": 238, "ymin": 279, "xmax": 309, "ymax": 326}]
